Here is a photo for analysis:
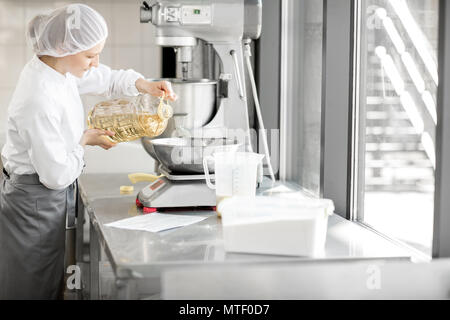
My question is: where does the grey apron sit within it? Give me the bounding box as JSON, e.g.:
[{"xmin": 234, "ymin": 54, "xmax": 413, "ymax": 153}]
[{"xmin": 0, "ymin": 168, "xmax": 76, "ymax": 300}]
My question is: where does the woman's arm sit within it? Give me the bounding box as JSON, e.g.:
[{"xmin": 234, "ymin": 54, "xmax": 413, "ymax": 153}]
[
  {"xmin": 76, "ymin": 64, "xmax": 177, "ymax": 100},
  {"xmin": 76, "ymin": 64, "xmax": 143, "ymax": 97}
]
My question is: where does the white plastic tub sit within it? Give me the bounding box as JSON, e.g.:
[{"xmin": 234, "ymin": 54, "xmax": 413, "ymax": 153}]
[{"xmin": 218, "ymin": 196, "xmax": 334, "ymax": 257}]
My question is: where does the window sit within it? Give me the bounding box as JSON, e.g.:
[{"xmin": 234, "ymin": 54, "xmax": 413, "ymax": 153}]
[
  {"xmin": 354, "ymin": 0, "xmax": 439, "ymax": 255},
  {"xmin": 280, "ymin": 0, "xmax": 324, "ymax": 196}
]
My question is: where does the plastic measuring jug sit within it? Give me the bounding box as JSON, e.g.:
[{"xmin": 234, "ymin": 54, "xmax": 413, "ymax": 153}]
[{"xmin": 203, "ymin": 151, "xmax": 265, "ymax": 205}]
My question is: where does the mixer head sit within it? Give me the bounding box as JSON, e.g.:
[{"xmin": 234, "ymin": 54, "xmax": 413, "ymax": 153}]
[{"xmin": 140, "ymin": 0, "xmax": 262, "ymax": 79}]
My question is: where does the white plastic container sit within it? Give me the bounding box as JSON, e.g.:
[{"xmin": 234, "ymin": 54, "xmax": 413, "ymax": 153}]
[{"xmin": 218, "ymin": 196, "xmax": 334, "ymax": 257}]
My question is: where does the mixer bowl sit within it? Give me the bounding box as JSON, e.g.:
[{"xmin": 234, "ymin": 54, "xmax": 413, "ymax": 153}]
[
  {"xmin": 142, "ymin": 137, "xmax": 242, "ymax": 174},
  {"xmin": 146, "ymin": 78, "xmax": 217, "ymax": 138}
]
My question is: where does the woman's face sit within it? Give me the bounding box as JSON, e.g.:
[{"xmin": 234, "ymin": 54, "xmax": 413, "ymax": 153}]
[{"xmin": 62, "ymin": 40, "xmax": 105, "ymax": 78}]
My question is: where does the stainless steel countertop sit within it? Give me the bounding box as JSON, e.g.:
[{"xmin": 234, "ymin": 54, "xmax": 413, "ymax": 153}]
[{"xmin": 79, "ymin": 173, "xmax": 412, "ymax": 279}]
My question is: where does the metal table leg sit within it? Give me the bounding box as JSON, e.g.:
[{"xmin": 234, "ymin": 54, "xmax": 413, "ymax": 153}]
[{"xmin": 89, "ymin": 220, "xmax": 100, "ymax": 300}]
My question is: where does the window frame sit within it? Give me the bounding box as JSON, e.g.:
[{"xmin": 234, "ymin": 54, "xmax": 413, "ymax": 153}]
[
  {"xmin": 433, "ymin": 0, "xmax": 450, "ymax": 258},
  {"xmin": 320, "ymin": 0, "xmax": 354, "ymax": 219}
]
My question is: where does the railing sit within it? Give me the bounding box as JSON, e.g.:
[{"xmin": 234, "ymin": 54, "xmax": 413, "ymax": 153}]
[{"xmin": 372, "ymin": 2, "xmax": 437, "ymax": 168}]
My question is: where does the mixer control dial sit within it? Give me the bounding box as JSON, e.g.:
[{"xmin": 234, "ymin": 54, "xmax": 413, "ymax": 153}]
[{"xmin": 165, "ymin": 7, "xmax": 180, "ymax": 22}]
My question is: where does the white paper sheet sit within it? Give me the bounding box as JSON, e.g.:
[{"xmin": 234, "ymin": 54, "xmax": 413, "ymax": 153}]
[{"xmin": 105, "ymin": 213, "xmax": 208, "ymax": 233}]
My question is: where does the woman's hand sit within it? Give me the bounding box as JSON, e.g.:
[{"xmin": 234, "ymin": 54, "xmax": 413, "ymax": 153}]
[
  {"xmin": 80, "ymin": 129, "xmax": 117, "ymax": 150},
  {"xmin": 135, "ymin": 78, "xmax": 177, "ymax": 101}
]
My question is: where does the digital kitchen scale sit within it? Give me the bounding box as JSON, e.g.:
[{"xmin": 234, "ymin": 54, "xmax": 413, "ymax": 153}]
[{"xmin": 136, "ymin": 166, "xmax": 217, "ymax": 213}]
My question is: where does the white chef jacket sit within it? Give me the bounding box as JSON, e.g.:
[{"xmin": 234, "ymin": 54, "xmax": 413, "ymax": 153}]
[{"xmin": 1, "ymin": 55, "xmax": 144, "ymax": 190}]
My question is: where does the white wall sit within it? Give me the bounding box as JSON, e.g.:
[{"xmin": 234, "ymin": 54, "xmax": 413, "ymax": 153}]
[{"xmin": 0, "ymin": 0, "xmax": 161, "ymax": 173}]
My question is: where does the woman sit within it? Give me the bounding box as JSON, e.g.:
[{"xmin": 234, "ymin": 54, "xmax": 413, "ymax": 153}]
[{"xmin": 0, "ymin": 4, "xmax": 176, "ymax": 299}]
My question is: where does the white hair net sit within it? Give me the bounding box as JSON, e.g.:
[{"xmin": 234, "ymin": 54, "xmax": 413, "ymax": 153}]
[{"xmin": 27, "ymin": 3, "xmax": 108, "ymax": 57}]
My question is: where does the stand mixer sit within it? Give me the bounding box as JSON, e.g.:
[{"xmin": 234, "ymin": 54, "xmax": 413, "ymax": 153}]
[{"xmin": 137, "ymin": 0, "xmax": 273, "ymax": 212}]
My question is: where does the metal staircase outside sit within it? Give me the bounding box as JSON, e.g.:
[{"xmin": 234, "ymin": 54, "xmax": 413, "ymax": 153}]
[
  {"xmin": 364, "ymin": 2, "xmax": 437, "ymax": 193},
  {"xmin": 365, "ymin": 95, "xmax": 434, "ymax": 193}
]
